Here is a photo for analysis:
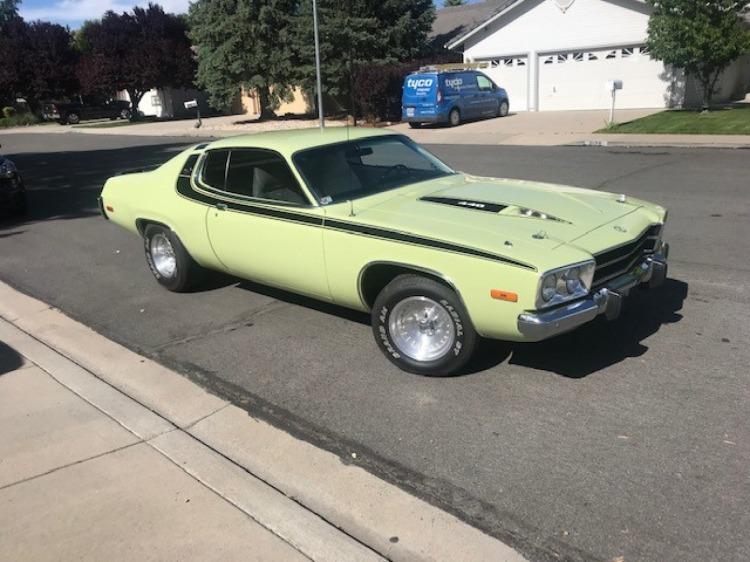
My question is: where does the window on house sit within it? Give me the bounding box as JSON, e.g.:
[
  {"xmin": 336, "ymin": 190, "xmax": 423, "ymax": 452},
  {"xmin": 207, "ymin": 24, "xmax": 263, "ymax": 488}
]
[{"xmin": 605, "ymin": 50, "xmax": 617, "ymax": 59}]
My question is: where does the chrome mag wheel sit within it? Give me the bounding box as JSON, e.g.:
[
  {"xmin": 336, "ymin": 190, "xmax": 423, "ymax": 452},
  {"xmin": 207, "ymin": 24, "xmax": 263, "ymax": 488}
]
[
  {"xmin": 150, "ymin": 232, "xmax": 177, "ymax": 278},
  {"xmin": 388, "ymin": 296, "xmax": 456, "ymax": 362}
]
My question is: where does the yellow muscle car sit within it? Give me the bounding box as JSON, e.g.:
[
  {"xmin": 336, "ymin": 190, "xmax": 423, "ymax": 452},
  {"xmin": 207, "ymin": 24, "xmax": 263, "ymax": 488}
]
[{"xmin": 99, "ymin": 128, "xmax": 669, "ymax": 376}]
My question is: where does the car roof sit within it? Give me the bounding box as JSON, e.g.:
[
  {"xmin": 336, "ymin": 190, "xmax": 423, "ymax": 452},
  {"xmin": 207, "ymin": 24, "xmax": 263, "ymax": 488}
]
[{"xmin": 203, "ymin": 127, "xmax": 396, "ymax": 156}]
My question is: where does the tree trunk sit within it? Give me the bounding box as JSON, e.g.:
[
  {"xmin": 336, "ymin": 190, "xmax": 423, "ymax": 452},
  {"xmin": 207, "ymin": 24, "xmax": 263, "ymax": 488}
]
[
  {"xmin": 127, "ymin": 89, "xmax": 144, "ymax": 121},
  {"xmin": 257, "ymin": 86, "xmax": 276, "ymax": 121},
  {"xmin": 699, "ymin": 68, "xmax": 721, "ymax": 112}
]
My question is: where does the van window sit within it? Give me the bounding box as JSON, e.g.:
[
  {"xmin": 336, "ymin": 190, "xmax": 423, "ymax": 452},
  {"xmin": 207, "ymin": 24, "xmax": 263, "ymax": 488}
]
[{"xmin": 476, "ymin": 74, "xmax": 494, "ymax": 91}]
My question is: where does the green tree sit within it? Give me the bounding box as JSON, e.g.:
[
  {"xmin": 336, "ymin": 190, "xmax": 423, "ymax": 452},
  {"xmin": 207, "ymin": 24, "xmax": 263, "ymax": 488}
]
[
  {"xmin": 292, "ymin": 0, "xmax": 434, "ymax": 117},
  {"xmin": 646, "ymin": 0, "xmax": 750, "ymax": 109},
  {"xmin": 0, "ymin": 0, "xmax": 19, "ymax": 29},
  {"xmin": 442, "ymin": 0, "xmax": 466, "ymax": 7},
  {"xmin": 188, "ymin": 0, "xmax": 298, "ymax": 119}
]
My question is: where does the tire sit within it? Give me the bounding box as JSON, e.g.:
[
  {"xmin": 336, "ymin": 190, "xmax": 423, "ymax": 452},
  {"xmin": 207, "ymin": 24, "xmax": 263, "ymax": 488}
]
[
  {"xmin": 408, "ymin": 122, "xmax": 422, "ymax": 129},
  {"xmin": 448, "ymin": 108, "xmax": 461, "ymax": 127},
  {"xmin": 371, "ymin": 274, "xmax": 478, "ymax": 376},
  {"xmin": 143, "ymin": 224, "xmax": 203, "ymax": 292},
  {"xmin": 66, "ymin": 112, "xmax": 80, "ymax": 125},
  {"xmin": 120, "ymin": 109, "xmax": 131, "ymax": 120},
  {"xmin": 498, "ymin": 100, "xmax": 509, "ymax": 117}
]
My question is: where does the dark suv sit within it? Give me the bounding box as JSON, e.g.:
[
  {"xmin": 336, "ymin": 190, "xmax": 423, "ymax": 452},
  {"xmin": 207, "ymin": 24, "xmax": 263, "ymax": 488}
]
[{"xmin": 43, "ymin": 97, "xmax": 132, "ymax": 125}]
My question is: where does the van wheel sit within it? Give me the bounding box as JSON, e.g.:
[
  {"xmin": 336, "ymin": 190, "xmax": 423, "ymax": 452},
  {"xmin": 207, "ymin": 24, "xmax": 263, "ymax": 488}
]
[
  {"xmin": 66, "ymin": 113, "xmax": 80, "ymax": 125},
  {"xmin": 498, "ymin": 100, "xmax": 509, "ymax": 117},
  {"xmin": 448, "ymin": 108, "xmax": 461, "ymax": 127},
  {"xmin": 409, "ymin": 122, "xmax": 422, "ymax": 129}
]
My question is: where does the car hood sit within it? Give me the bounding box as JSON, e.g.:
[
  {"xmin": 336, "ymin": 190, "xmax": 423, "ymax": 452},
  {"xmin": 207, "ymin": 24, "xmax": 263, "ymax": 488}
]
[{"xmin": 325, "ymin": 174, "xmax": 665, "ymax": 271}]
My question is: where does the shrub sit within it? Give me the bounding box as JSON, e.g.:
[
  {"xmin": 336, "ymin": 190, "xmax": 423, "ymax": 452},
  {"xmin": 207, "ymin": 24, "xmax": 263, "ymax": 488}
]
[
  {"xmin": 2, "ymin": 106, "xmax": 16, "ymax": 118},
  {"xmin": 0, "ymin": 112, "xmax": 40, "ymax": 128}
]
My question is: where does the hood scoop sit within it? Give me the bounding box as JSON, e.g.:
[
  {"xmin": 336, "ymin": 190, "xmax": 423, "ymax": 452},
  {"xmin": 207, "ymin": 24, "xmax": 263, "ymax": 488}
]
[{"xmin": 420, "ymin": 196, "xmax": 507, "ymax": 213}]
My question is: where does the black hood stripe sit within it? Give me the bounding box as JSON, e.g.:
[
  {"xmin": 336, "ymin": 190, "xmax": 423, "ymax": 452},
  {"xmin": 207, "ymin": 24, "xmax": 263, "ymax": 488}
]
[{"xmin": 421, "ymin": 196, "xmax": 507, "ymax": 213}]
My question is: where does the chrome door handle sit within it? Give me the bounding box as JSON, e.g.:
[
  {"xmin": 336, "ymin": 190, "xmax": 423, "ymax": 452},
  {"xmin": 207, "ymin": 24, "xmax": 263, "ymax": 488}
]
[{"xmin": 216, "ymin": 203, "xmax": 227, "ymax": 211}]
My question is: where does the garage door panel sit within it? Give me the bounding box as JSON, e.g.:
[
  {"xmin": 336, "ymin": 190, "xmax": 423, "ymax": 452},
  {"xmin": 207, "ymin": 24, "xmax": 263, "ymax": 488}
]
[
  {"xmin": 539, "ymin": 46, "xmax": 668, "ymax": 111},
  {"xmin": 479, "ymin": 57, "xmax": 529, "ymax": 112}
]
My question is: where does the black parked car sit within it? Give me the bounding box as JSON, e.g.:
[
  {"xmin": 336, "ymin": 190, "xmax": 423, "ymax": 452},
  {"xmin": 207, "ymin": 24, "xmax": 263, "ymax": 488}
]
[
  {"xmin": 0, "ymin": 148, "xmax": 26, "ymax": 217},
  {"xmin": 43, "ymin": 98, "xmax": 132, "ymax": 125}
]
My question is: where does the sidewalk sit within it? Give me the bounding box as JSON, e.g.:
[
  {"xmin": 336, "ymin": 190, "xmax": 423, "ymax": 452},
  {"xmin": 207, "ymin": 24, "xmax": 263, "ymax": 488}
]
[{"xmin": 0, "ymin": 281, "xmax": 526, "ymax": 562}]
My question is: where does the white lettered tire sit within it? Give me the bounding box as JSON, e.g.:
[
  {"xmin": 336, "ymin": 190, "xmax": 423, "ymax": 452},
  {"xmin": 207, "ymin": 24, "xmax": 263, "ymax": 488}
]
[{"xmin": 372, "ymin": 274, "xmax": 477, "ymax": 376}]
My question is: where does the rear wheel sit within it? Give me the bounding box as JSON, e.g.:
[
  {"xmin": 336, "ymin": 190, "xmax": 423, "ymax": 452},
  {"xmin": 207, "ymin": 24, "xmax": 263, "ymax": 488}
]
[
  {"xmin": 498, "ymin": 100, "xmax": 509, "ymax": 117},
  {"xmin": 143, "ymin": 224, "xmax": 203, "ymax": 292},
  {"xmin": 448, "ymin": 108, "xmax": 461, "ymax": 127},
  {"xmin": 408, "ymin": 122, "xmax": 422, "ymax": 129},
  {"xmin": 120, "ymin": 109, "xmax": 132, "ymax": 120},
  {"xmin": 371, "ymin": 275, "xmax": 477, "ymax": 376},
  {"xmin": 66, "ymin": 112, "xmax": 80, "ymax": 125}
]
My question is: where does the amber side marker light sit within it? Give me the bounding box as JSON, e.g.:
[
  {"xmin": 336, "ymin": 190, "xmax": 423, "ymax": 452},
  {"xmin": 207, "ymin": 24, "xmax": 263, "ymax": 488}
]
[
  {"xmin": 106, "ymin": 205, "xmax": 114, "ymax": 212},
  {"xmin": 490, "ymin": 289, "xmax": 518, "ymax": 302}
]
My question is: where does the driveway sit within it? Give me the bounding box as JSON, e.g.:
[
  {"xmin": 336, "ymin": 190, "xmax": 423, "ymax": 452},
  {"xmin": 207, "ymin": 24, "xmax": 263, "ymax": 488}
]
[
  {"xmin": 1, "ymin": 133, "xmax": 748, "ymax": 562},
  {"xmin": 390, "ymin": 108, "xmax": 661, "ymax": 145}
]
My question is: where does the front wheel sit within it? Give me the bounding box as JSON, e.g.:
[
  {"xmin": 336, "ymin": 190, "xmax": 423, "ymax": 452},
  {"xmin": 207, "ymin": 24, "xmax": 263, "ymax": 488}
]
[
  {"xmin": 372, "ymin": 275, "xmax": 478, "ymax": 376},
  {"xmin": 408, "ymin": 122, "xmax": 422, "ymax": 129},
  {"xmin": 66, "ymin": 112, "xmax": 80, "ymax": 125},
  {"xmin": 498, "ymin": 100, "xmax": 509, "ymax": 117},
  {"xmin": 143, "ymin": 224, "xmax": 203, "ymax": 292}
]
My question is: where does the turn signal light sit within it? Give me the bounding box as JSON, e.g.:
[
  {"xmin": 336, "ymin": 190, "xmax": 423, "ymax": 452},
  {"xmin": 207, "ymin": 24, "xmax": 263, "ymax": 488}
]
[
  {"xmin": 490, "ymin": 289, "xmax": 518, "ymax": 302},
  {"xmin": 106, "ymin": 205, "xmax": 114, "ymax": 212}
]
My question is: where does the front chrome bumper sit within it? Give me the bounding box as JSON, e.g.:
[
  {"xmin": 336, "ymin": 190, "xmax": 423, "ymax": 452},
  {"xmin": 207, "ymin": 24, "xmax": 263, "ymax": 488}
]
[{"xmin": 517, "ymin": 247, "xmax": 668, "ymax": 342}]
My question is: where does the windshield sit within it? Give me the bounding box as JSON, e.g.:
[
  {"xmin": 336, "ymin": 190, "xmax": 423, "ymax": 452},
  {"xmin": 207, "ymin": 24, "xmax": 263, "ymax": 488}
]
[{"xmin": 293, "ymin": 135, "xmax": 455, "ymax": 204}]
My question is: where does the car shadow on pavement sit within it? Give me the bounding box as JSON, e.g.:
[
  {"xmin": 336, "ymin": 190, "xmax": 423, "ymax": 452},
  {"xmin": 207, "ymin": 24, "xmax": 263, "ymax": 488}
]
[
  {"xmin": 236, "ymin": 279, "xmax": 371, "ymax": 325},
  {"xmin": 502, "ymin": 278, "xmax": 689, "ymax": 378},
  {"xmin": 0, "ymin": 341, "xmax": 25, "ymax": 375},
  {"xmin": 0, "ymin": 142, "xmax": 195, "ymax": 230}
]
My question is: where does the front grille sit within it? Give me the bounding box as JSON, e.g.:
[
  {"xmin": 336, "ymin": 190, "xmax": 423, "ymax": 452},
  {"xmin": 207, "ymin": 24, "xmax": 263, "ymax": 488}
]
[{"xmin": 593, "ymin": 224, "xmax": 661, "ymax": 285}]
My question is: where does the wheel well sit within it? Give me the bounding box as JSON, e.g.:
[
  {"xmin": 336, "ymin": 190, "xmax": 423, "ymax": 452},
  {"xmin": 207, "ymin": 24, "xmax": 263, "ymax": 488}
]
[
  {"xmin": 135, "ymin": 218, "xmax": 170, "ymax": 237},
  {"xmin": 359, "ymin": 263, "xmax": 456, "ymax": 309}
]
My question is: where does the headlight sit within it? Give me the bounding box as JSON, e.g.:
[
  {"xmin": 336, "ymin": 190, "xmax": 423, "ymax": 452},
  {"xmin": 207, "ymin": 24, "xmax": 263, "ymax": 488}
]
[
  {"xmin": 0, "ymin": 159, "xmax": 17, "ymax": 179},
  {"xmin": 536, "ymin": 261, "xmax": 595, "ymax": 309}
]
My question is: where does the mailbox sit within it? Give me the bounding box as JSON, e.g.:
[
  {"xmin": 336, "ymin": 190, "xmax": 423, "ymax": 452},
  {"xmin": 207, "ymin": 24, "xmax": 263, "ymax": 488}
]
[
  {"xmin": 606, "ymin": 80, "xmax": 623, "ymax": 92},
  {"xmin": 184, "ymin": 99, "xmax": 198, "ymax": 109}
]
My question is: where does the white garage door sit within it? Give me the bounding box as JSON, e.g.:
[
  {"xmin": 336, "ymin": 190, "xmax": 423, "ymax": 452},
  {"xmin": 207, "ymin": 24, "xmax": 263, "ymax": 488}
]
[
  {"xmin": 478, "ymin": 56, "xmax": 529, "ymax": 112},
  {"xmin": 538, "ymin": 46, "xmax": 668, "ymax": 111}
]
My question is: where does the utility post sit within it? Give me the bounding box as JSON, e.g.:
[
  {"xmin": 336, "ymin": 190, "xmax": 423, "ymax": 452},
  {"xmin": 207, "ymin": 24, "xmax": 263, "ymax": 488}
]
[{"xmin": 312, "ymin": 0, "xmax": 324, "ymax": 128}]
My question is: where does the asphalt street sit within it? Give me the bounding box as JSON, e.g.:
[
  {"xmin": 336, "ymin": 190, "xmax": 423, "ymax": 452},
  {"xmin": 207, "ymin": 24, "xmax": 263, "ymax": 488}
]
[{"xmin": 1, "ymin": 132, "xmax": 748, "ymax": 562}]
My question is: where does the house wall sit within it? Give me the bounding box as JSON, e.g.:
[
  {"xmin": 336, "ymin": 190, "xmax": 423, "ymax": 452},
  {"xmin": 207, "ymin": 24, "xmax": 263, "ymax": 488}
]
[
  {"xmin": 458, "ymin": 0, "xmax": 694, "ymax": 111},
  {"xmin": 238, "ymin": 87, "xmax": 311, "ymax": 117}
]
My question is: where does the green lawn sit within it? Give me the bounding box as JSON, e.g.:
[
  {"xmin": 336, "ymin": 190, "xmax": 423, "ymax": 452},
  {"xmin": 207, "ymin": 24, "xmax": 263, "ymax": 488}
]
[{"xmin": 601, "ymin": 106, "xmax": 750, "ymax": 135}]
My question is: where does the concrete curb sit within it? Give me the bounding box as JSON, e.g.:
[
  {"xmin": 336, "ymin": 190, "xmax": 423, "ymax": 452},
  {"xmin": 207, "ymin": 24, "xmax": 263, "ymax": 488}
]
[{"xmin": 0, "ymin": 281, "xmax": 527, "ymax": 562}]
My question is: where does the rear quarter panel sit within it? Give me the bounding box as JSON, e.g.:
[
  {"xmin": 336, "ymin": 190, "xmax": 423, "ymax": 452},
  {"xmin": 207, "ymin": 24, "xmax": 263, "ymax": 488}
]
[{"xmin": 100, "ymin": 148, "xmax": 219, "ymax": 268}]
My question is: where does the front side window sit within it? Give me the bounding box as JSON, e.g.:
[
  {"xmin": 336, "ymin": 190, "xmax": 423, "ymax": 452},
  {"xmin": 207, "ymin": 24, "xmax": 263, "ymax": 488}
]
[
  {"xmin": 476, "ymin": 75, "xmax": 494, "ymax": 91},
  {"xmin": 293, "ymin": 135, "xmax": 455, "ymax": 204},
  {"xmin": 199, "ymin": 148, "xmax": 308, "ymax": 205}
]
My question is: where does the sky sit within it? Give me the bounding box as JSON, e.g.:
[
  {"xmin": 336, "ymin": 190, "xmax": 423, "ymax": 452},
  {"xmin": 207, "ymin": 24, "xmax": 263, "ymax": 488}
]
[{"xmin": 18, "ymin": 0, "xmax": 192, "ymax": 28}]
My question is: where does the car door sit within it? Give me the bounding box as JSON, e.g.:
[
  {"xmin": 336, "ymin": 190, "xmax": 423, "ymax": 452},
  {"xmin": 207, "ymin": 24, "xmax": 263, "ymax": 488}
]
[
  {"xmin": 475, "ymin": 74, "xmax": 498, "ymax": 116},
  {"xmin": 461, "ymin": 73, "xmax": 484, "ymax": 118},
  {"xmin": 201, "ymin": 148, "xmax": 330, "ymax": 299}
]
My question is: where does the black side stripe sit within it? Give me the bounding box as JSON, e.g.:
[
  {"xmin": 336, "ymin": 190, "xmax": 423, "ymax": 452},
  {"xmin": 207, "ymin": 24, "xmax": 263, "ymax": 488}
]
[
  {"xmin": 325, "ymin": 219, "xmax": 534, "ymax": 270},
  {"xmin": 175, "ymin": 165, "xmax": 535, "ymax": 271}
]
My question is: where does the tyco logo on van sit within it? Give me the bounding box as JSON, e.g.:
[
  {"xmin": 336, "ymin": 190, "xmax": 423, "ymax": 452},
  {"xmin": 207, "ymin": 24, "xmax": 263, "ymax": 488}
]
[
  {"xmin": 406, "ymin": 78, "xmax": 434, "ymax": 89},
  {"xmin": 444, "ymin": 77, "xmax": 464, "ymax": 89}
]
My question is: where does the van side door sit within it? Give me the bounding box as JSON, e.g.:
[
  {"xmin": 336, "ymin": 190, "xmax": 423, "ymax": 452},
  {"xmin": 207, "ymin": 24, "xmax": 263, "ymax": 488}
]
[{"xmin": 475, "ymin": 73, "xmax": 499, "ymax": 116}]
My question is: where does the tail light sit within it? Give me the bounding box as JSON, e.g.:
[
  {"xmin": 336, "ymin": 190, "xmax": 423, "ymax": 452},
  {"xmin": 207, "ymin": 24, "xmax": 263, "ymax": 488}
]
[{"xmin": 437, "ymin": 89, "xmax": 443, "ymax": 103}]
